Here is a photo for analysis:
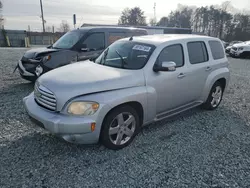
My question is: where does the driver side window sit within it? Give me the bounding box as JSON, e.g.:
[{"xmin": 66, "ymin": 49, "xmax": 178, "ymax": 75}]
[
  {"xmin": 82, "ymin": 33, "xmax": 105, "ymax": 51},
  {"xmin": 157, "ymin": 44, "xmax": 184, "ymax": 67}
]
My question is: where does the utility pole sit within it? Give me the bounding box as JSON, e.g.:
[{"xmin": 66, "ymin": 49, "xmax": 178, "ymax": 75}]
[
  {"xmin": 40, "ymin": 0, "xmax": 45, "ymax": 32},
  {"xmin": 153, "ymin": 2, "xmax": 156, "ymax": 26}
]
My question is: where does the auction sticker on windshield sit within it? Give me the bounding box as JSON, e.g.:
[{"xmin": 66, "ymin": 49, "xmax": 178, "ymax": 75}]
[{"xmin": 132, "ymin": 45, "xmax": 151, "ymax": 52}]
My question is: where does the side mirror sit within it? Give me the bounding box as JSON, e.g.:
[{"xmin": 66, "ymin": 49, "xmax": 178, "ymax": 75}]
[{"xmin": 153, "ymin": 61, "xmax": 176, "ymax": 72}]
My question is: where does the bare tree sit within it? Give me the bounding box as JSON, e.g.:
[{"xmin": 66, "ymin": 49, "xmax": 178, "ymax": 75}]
[
  {"xmin": 0, "ymin": 1, "xmax": 4, "ymax": 28},
  {"xmin": 149, "ymin": 18, "xmax": 157, "ymax": 26},
  {"xmin": 58, "ymin": 20, "xmax": 70, "ymax": 32},
  {"xmin": 220, "ymin": 1, "xmax": 231, "ymax": 12}
]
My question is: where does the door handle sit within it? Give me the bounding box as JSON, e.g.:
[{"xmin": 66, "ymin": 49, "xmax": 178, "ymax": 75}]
[
  {"xmin": 178, "ymin": 73, "xmax": 186, "ymax": 79},
  {"xmin": 206, "ymin": 66, "xmax": 212, "ymax": 71}
]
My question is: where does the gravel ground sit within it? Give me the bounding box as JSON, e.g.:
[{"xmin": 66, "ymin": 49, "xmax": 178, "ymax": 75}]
[{"xmin": 1, "ymin": 48, "xmax": 250, "ymax": 188}]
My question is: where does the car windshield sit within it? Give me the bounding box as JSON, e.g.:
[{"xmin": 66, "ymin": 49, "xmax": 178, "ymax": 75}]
[
  {"xmin": 52, "ymin": 31, "xmax": 83, "ymax": 49},
  {"xmin": 95, "ymin": 40, "xmax": 155, "ymax": 70}
]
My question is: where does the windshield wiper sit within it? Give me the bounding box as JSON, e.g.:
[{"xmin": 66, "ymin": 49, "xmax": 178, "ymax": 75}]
[
  {"xmin": 115, "ymin": 50, "xmax": 127, "ymax": 68},
  {"xmin": 102, "ymin": 48, "xmax": 109, "ymax": 65}
]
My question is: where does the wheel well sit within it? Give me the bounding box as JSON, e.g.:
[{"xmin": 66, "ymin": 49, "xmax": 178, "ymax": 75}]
[
  {"xmin": 105, "ymin": 102, "xmax": 144, "ymax": 126},
  {"xmin": 216, "ymin": 78, "xmax": 226, "ymax": 91}
]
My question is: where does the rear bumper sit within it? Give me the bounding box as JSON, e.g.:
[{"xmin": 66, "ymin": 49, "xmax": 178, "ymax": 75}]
[{"xmin": 23, "ymin": 93, "xmax": 103, "ymax": 144}]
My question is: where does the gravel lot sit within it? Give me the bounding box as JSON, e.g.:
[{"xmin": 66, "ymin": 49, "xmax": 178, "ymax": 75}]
[{"xmin": 1, "ymin": 48, "xmax": 250, "ymax": 188}]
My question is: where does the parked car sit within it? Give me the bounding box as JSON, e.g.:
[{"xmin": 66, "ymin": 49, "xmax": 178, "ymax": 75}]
[
  {"xmin": 15, "ymin": 27, "xmax": 148, "ymax": 82},
  {"xmin": 229, "ymin": 41, "xmax": 250, "ymax": 58},
  {"xmin": 23, "ymin": 34, "xmax": 230, "ymax": 150},
  {"xmin": 225, "ymin": 41, "xmax": 243, "ymax": 54}
]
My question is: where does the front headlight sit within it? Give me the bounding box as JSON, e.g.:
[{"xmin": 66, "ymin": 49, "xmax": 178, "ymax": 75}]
[
  {"xmin": 238, "ymin": 47, "xmax": 244, "ymax": 51},
  {"xmin": 67, "ymin": 101, "xmax": 99, "ymax": 115},
  {"xmin": 43, "ymin": 55, "xmax": 51, "ymax": 63}
]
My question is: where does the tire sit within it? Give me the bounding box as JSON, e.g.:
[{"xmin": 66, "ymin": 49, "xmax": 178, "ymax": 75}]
[
  {"xmin": 240, "ymin": 52, "xmax": 250, "ymax": 59},
  {"xmin": 239, "ymin": 52, "xmax": 246, "ymax": 59},
  {"xmin": 202, "ymin": 82, "xmax": 224, "ymax": 110},
  {"xmin": 100, "ymin": 105, "xmax": 140, "ymax": 150}
]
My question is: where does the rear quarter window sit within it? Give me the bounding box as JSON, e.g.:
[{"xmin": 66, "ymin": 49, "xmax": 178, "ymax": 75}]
[{"xmin": 208, "ymin": 40, "xmax": 225, "ymax": 60}]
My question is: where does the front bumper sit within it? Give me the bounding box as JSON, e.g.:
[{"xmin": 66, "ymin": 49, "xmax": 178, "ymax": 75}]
[
  {"xmin": 225, "ymin": 48, "xmax": 231, "ymax": 54},
  {"xmin": 18, "ymin": 60, "xmax": 36, "ymax": 77},
  {"xmin": 23, "ymin": 93, "xmax": 102, "ymax": 144},
  {"xmin": 230, "ymin": 49, "xmax": 242, "ymax": 57},
  {"xmin": 17, "ymin": 58, "xmax": 52, "ymax": 80}
]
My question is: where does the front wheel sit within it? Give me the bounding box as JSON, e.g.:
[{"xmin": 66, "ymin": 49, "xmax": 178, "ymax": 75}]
[
  {"xmin": 100, "ymin": 105, "xmax": 140, "ymax": 150},
  {"xmin": 202, "ymin": 82, "xmax": 224, "ymax": 110}
]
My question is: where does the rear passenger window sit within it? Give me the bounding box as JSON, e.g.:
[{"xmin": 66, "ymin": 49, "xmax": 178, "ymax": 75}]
[
  {"xmin": 209, "ymin": 40, "xmax": 225, "ymax": 60},
  {"xmin": 187, "ymin": 42, "xmax": 208, "ymax": 64},
  {"xmin": 157, "ymin": 44, "xmax": 184, "ymax": 67}
]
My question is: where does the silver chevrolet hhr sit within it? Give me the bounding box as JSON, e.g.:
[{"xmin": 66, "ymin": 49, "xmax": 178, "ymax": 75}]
[{"xmin": 24, "ymin": 35, "xmax": 230, "ymax": 150}]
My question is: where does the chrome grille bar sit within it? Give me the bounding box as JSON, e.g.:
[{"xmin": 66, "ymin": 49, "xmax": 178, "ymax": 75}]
[{"xmin": 34, "ymin": 83, "xmax": 57, "ymax": 111}]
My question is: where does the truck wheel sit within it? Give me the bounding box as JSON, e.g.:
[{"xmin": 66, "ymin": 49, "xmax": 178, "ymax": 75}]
[
  {"xmin": 100, "ymin": 105, "xmax": 140, "ymax": 150},
  {"xmin": 202, "ymin": 82, "xmax": 223, "ymax": 110}
]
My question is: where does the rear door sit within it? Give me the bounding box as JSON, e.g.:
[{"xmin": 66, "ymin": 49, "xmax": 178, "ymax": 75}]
[{"xmin": 184, "ymin": 41, "xmax": 211, "ymax": 101}]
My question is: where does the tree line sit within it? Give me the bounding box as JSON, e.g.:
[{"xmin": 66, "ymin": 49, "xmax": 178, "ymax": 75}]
[
  {"xmin": 0, "ymin": 1, "xmax": 3, "ymax": 28},
  {"xmin": 118, "ymin": 2, "xmax": 250, "ymax": 41},
  {"xmin": 1, "ymin": 0, "xmax": 249, "ymax": 41}
]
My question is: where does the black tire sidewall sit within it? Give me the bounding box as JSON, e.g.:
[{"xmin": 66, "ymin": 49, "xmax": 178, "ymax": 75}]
[{"xmin": 100, "ymin": 105, "xmax": 140, "ymax": 150}]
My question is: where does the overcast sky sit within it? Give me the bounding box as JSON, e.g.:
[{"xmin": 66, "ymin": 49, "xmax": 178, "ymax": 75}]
[{"xmin": 1, "ymin": 0, "xmax": 250, "ymax": 31}]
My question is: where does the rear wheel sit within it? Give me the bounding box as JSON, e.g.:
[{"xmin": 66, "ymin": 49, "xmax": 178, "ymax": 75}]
[
  {"xmin": 202, "ymin": 82, "xmax": 223, "ymax": 110},
  {"xmin": 100, "ymin": 105, "xmax": 140, "ymax": 150}
]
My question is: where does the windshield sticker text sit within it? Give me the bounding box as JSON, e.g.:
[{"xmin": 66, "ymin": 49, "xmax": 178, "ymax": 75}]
[{"xmin": 132, "ymin": 45, "xmax": 151, "ymax": 52}]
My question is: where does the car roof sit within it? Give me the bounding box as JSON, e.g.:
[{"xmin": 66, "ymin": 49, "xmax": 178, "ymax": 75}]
[
  {"xmin": 72, "ymin": 26, "xmax": 147, "ymax": 33},
  {"xmin": 120, "ymin": 34, "xmax": 220, "ymax": 45}
]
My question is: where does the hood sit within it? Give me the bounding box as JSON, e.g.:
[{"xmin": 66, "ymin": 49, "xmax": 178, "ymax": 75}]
[
  {"xmin": 233, "ymin": 42, "xmax": 250, "ymax": 48},
  {"xmin": 38, "ymin": 61, "xmax": 145, "ymax": 110},
  {"xmin": 23, "ymin": 47, "xmax": 61, "ymax": 59}
]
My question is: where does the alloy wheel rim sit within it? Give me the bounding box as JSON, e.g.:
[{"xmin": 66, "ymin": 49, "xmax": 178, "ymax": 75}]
[
  {"xmin": 211, "ymin": 86, "xmax": 222, "ymax": 108},
  {"xmin": 109, "ymin": 112, "xmax": 136, "ymax": 145}
]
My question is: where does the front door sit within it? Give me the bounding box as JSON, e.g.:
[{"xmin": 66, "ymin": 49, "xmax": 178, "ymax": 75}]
[
  {"xmin": 147, "ymin": 44, "xmax": 192, "ymax": 114},
  {"xmin": 77, "ymin": 32, "xmax": 105, "ymax": 61}
]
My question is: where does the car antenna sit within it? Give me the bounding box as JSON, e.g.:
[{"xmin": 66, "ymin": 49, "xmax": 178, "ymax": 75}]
[{"xmin": 129, "ymin": 36, "xmax": 133, "ymax": 41}]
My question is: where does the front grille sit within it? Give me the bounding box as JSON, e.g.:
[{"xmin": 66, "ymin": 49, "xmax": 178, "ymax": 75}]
[{"xmin": 34, "ymin": 83, "xmax": 57, "ymax": 111}]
